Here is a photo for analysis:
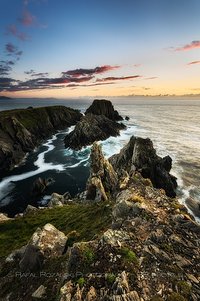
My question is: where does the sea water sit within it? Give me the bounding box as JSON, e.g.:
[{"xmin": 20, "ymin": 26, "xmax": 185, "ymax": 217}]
[{"xmin": 0, "ymin": 97, "xmax": 199, "ymax": 219}]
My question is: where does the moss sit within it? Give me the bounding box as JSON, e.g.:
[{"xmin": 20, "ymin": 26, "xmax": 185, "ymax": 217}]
[
  {"xmin": 120, "ymin": 247, "xmax": 138, "ymax": 263},
  {"xmin": 150, "ymin": 296, "xmax": 164, "ymax": 301},
  {"xmin": 142, "ymin": 178, "xmax": 152, "ymax": 186},
  {"xmin": 161, "ymin": 243, "xmax": 173, "ymax": 253},
  {"xmin": 167, "ymin": 292, "xmax": 187, "ymax": 301},
  {"xmin": 77, "ymin": 277, "xmax": 85, "ymax": 288},
  {"xmin": 177, "ymin": 281, "xmax": 192, "ymax": 297},
  {"xmin": 106, "ymin": 273, "xmax": 116, "ymax": 285},
  {"xmin": 127, "ymin": 195, "xmax": 144, "ymax": 203},
  {"xmin": 82, "ymin": 246, "xmax": 96, "ymax": 265},
  {"xmin": 0, "ymin": 202, "xmax": 112, "ymax": 258}
]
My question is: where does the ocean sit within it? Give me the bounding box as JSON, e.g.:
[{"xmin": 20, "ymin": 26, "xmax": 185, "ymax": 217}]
[{"xmin": 0, "ymin": 97, "xmax": 200, "ymax": 221}]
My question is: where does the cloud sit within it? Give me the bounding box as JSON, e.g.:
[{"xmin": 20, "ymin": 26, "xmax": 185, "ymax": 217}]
[
  {"xmin": 133, "ymin": 64, "xmax": 141, "ymax": 67},
  {"xmin": 187, "ymin": 60, "xmax": 200, "ymax": 65},
  {"xmin": 62, "ymin": 65, "xmax": 120, "ymax": 78},
  {"xmin": 7, "ymin": 24, "xmax": 29, "ymax": 41},
  {"xmin": 19, "ymin": 9, "xmax": 36, "ymax": 26},
  {"xmin": 145, "ymin": 77, "xmax": 158, "ymax": 80},
  {"xmin": 175, "ymin": 40, "xmax": 200, "ymax": 51},
  {"xmin": 5, "ymin": 43, "xmax": 23, "ymax": 61},
  {"xmin": 96, "ymin": 75, "xmax": 141, "ymax": 82}
]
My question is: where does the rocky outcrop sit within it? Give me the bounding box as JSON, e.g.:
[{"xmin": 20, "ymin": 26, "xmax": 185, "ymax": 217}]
[
  {"xmin": 86, "ymin": 142, "xmax": 118, "ymax": 201},
  {"xmin": 31, "ymin": 177, "xmax": 54, "ymax": 197},
  {"xmin": 0, "ymin": 106, "xmax": 82, "ymax": 173},
  {"xmin": 85, "ymin": 99, "xmax": 123, "ymax": 121},
  {"xmin": 110, "ymin": 136, "xmax": 177, "ymax": 197},
  {"xmin": 65, "ymin": 114, "xmax": 126, "ymax": 150}
]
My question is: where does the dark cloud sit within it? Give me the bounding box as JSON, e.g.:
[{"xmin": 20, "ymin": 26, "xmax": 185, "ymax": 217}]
[
  {"xmin": 5, "ymin": 43, "xmax": 23, "ymax": 59},
  {"xmin": 7, "ymin": 24, "xmax": 29, "ymax": 41},
  {"xmin": 96, "ymin": 75, "xmax": 141, "ymax": 82},
  {"xmin": 31, "ymin": 72, "xmax": 49, "ymax": 77},
  {"xmin": 24, "ymin": 69, "xmax": 35, "ymax": 75},
  {"xmin": 0, "ymin": 60, "xmax": 16, "ymax": 76},
  {"xmin": 175, "ymin": 40, "xmax": 200, "ymax": 51},
  {"xmin": 62, "ymin": 65, "xmax": 120, "ymax": 78}
]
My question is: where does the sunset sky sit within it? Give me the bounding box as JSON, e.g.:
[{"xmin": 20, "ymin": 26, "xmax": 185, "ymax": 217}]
[{"xmin": 1, "ymin": 0, "xmax": 200, "ymax": 98}]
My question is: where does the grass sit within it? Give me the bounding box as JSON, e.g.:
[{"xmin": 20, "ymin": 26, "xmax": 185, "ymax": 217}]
[
  {"xmin": 0, "ymin": 202, "xmax": 112, "ymax": 258},
  {"xmin": 120, "ymin": 247, "xmax": 138, "ymax": 263}
]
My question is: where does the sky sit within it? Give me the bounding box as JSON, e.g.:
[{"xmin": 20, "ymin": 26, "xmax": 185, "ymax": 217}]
[{"xmin": 0, "ymin": 0, "xmax": 200, "ymax": 98}]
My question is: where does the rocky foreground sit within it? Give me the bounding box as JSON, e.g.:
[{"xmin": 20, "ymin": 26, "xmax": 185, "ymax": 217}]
[
  {"xmin": 0, "ymin": 106, "xmax": 82, "ymax": 173},
  {"xmin": 0, "ymin": 138, "xmax": 199, "ymax": 301}
]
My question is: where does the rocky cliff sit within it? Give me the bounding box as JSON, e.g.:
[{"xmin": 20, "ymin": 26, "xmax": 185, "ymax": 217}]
[
  {"xmin": 0, "ymin": 106, "xmax": 82, "ymax": 173},
  {"xmin": 85, "ymin": 99, "xmax": 123, "ymax": 121},
  {"xmin": 64, "ymin": 114, "xmax": 125, "ymax": 150}
]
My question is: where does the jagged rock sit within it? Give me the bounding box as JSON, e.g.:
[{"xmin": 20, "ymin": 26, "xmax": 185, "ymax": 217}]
[
  {"xmin": 48, "ymin": 192, "xmax": 64, "ymax": 207},
  {"xmin": 64, "ymin": 114, "xmax": 125, "ymax": 150},
  {"xmin": 29, "ymin": 223, "xmax": 67, "ymax": 257},
  {"xmin": 101, "ymin": 229, "xmax": 130, "ymax": 247},
  {"xmin": 5, "ymin": 245, "xmax": 27, "ymax": 263},
  {"xmin": 32, "ymin": 285, "xmax": 46, "ymax": 299},
  {"xmin": 85, "ymin": 99, "xmax": 123, "ymax": 121},
  {"xmin": 125, "ymin": 116, "xmax": 130, "ymax": 121},
  {"xmin": 86, "ymin": 287, "xmax": 97, "ymax": 301},
  {"xmin": 23, "ymin": 204, "xmax": 38, "ymax": 215},
  {"xmin": 86, "ymin": 142, "xmax": 118, "ymax": 201},
  {"xmin": 110, "ymin": 136, "xmax": 177, "ymax": 197},
  {"xmin": 19, "ymin": 245, "xmax": 44, "ymax": 272},
  {"xmin": 60, "ymin": 281, "xmax": 73, "ymax": 301},
  {"xmin": 31, "ymin": 177, "xmax": 54, "ymax": 197},
  {"xmin": 0, "ymin": 213, "xmax": 12, "ymax": 222}
]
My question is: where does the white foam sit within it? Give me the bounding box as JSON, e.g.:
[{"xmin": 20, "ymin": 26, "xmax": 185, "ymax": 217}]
[{"xmin": 0, "ymin": 134, "xmax": 65, "ymax": 207}]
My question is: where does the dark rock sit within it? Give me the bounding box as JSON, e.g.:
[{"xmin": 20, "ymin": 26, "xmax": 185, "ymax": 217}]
[
  {"xmin": 0, "ymin": 106, "xmax": 82, "ymax": 174},
  {"xmin": 64, "ymin": 114, "xmax": 126, "ymax": 150},
  {"xmin": 85, "ymin": 99, "xmax": 123, "ymax": 121},
  {"xmin": 110, "ymin": 136, "xmax": 177, "ymax": 197},
  {"xmin": 125, "ymin": 116, "xmax": 130, "ymax": 121},
  {"xmin": 86, "ymin": 142, "xmax": 118, "ymax": 201},
  {"xmin": 31, "ymin": 177, "xmax": 54, "ymax": 197},
  {"xmin": 19, "ymin": 245, "xmax": 44, "ymax": 272}
]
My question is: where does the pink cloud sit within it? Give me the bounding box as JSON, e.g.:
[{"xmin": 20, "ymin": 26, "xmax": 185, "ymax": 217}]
[
  {"xmin": 187, "ymin": 60, "xmax": 200, "ymax": 65},
  {"xmin": 175, "ymin": 40, "xmax": 200, "ymax": 51},
  {"xmin": 7, "ymin": 24, "xmax": 29, "ymax": 41},
  {"xmin": 19, "ymin": 10, "xmax": 36, "ymax": 26},
  {"xmin": 133, "ymin": 64, "xmax": 141, "ymax": 67},
  {"xmin": 62, "ymin": 65, "xmax": 121, "ymax": 78}
]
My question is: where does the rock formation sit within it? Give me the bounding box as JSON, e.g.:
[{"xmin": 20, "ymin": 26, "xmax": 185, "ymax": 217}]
[
  {"xmin": 85, "ymin": 99, "xmax": 123, "ymax": 121},
  {"xmin": 0, "ymin": 106, "xmax": 82, "ymax": 173},
  {"xmin": 86, "ymin": 142, "xmax": 118, "ymax": 201},
  {"xmin": 64, "ymin": 114, "xmax": 126, "ymax": 150},
  {"xmin": 110, "ymin": 136, "xmax": 177, "ymax": 197}
]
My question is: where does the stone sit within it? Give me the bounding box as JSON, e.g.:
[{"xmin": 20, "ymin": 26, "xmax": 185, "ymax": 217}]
[
  {"xmin": 48, "ymin": 192, "xmax": 64, "ymax": 207},
  {"xmin": 32, "ymin": 285, "xmax": 46, "ymax": 299},
  {"xmin": 0, "ymin": 213, "xmax": 12, "ymax": 223},
  {"xmin": 29, "ymin": 223, "xmax": 67, "ymax": 257},
  {"xmin": 23, "ymin": 205, "xmax": 38, "ymax": 216}
]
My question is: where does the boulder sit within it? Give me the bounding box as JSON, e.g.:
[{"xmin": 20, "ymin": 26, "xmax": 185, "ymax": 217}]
[
  {"xmin": 19, "ymin": 245, "xmax": 44, "ymax": 272},
  {"xmin": 32, "ymin": 285, "xmax": 46, "ymax": 299},
  {"xmin": 110, "ymin": 136, "xmax": 177, "ymax": 197},
  {"xmin": 23, "ymin": 204, "xmax": 38, "ymax": 216},
  {"xmin": 86, "ymin": 142, "xmax": 118, "ymax": 201},
  {"xmin": 48, "ymin": 193, "xmax": 64, "ymax": 207},
  {"xmin": 29, "ymin": 223, "xmax": 67, "ymax": 257},
  {"xmin": 0, "ymin": 213, "xmax": 12, "ymax": 223},
  {"xmin": 85, "ymin": 99, "xmax": 123, "ymax": 121},
  {"xmin": 64, "ymin": 114, "xmax": 125, "ymax": 150}
]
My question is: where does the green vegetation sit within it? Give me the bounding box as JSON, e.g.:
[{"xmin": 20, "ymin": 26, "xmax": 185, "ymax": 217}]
[
  {"xmin": 0, "ymin": 202, "xmax": 112, "ymax": 258},
  {"xmin": 106, "ymin": 273, "xmax": 116, "ymax": 285},
  {"xmin": 77, "ymin": 277, "xmax": 85, "ymax": 288},
  {"xmin": 82, "ymin": 246, "xmax": 96, "ymax": 265},
  {"xmin": 177, "ymin": 281, "xmax": 192, "ymax": 297},
  {"xmin": 120, "ymin": 247, "xmax": 138, "ymax": 263},
  {"xmin": 167, "ymin": 292, "xmax": 187, "ymax": 301},
  {"xmin": 150, "ymin": 296, "xmax": 164, "ymax": 301}
]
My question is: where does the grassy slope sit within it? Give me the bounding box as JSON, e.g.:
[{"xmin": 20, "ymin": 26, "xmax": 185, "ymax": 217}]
[{"xmin": 0, "ymin": 202, "xmax": 112, "ymax": 258}]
